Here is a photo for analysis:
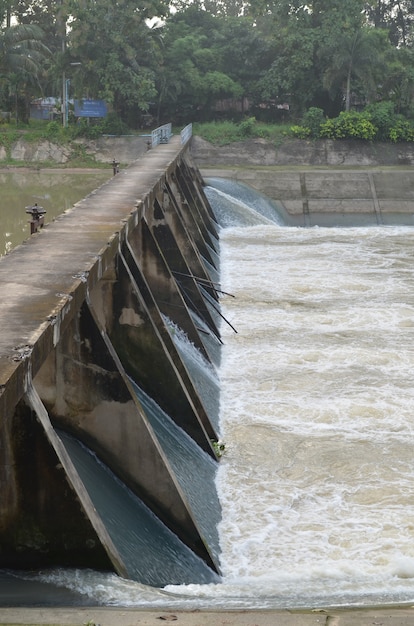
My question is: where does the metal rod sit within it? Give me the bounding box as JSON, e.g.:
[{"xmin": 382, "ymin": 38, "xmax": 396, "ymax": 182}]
[
  {"xmin": 172, "ymin": 270, "xmax": 235, "ymax": 297},
  {"xmin": 202, "ymin": 297, "xmax": 238, "ymax": 334}
]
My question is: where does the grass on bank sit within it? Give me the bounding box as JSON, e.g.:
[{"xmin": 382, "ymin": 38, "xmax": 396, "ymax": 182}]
[
  {"xmin": 192, "ymin": 119, "xmax": 291, "ymax": 146},
  {"xmin": 0, "ymin": 118, "xmax": 293, "ymax": 167},
  {"xmin": 0, "ymin": 117, "xmax": 291, "ymax": 146}
]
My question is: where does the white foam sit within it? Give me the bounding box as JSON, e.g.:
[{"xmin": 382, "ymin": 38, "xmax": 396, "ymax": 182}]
[{"xmin": 217, "ymin": 224, "xmax": 414, "ymax": 606}]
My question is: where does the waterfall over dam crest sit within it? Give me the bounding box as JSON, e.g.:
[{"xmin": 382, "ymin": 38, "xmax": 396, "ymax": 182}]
[{"xmin": 0, "ymin": 136, "xmax": 221, "ymax": 583}]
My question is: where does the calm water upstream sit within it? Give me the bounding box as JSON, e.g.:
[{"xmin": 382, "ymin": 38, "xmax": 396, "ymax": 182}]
[
  {"xmin": 2, "ymin": 181, "xmax": 414, "ymax": 609},
  {"xmin": 0, "ymin": 170, "xmax": 111, "ymax": 257}
]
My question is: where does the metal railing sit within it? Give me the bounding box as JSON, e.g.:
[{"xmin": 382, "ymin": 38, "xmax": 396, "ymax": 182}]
[
  {"xmin": 149, "ymin": 122, "xmax": 192, "ymax": 148},
  {"xmin": 151, "ymin": 123, "xmax": 172, "ymax": 147},
  {"xmin": 180, "ymin": 123, "xmax": 193, "ymax": 144}
]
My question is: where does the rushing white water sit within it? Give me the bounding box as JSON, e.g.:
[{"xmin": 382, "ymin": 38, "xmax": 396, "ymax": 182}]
[
  {"xmin": 210, "ymin": 223, "xmax": 414, "ymax": 608},
  {"xmin": 6, "ymin": 197, "xmax": 414, "ymax": 609}
]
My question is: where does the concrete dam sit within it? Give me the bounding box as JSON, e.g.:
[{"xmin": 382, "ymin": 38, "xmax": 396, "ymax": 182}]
[{"xmin": 0, "ymin": 134, "xmax": 223, "ymax": 585}]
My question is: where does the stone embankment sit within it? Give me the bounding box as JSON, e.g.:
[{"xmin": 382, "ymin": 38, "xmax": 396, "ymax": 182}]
[{"xmin": 0, "ymin": 135, "xmax": 149, "ymax": 164}]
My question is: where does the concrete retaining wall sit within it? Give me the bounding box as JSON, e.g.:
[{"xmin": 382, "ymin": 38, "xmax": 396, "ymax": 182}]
[
  {"xmin": 200, "ymin": 167, "xmax": 414, "ymax": 226},
  {"xmin": 193, "ymin": 135, "xmax": 414, "ymax": 226},
  {"xmin": 192, "ymin": 135, "xmax": 414, "ymax": 167}
]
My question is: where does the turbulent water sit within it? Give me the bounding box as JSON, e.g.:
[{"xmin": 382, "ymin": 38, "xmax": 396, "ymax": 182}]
[
  {"xmin": 214, "ymin": 223, "xmax": 414, "ymax": 608},
  {"xmin": 4, "ymin": 182, "xmax": 414, "ymax": 609}
]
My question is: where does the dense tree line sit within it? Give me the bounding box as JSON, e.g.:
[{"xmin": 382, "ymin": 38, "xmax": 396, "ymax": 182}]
[{"xmin": 1, "ymin": 0, "xmax": 414, "ymax": 127}]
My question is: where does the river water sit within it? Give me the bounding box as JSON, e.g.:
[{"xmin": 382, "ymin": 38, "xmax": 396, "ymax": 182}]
[
  {"xmin": 0, "ymin": 170, "xmax": 111, "ymax": 257},
  {"xmin": 215, "ymin": 222, "xmax": 414, "ymax": 608},
  {"xmin": 3, "ymin": 179, "xmax": 414, "ymax": 609}
]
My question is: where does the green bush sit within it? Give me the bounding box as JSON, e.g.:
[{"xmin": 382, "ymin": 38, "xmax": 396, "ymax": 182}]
[
  {"xmin": 238, "ymin": 116, "xmax": 257, "ymax": 137},
  {"xmin": 69, "ymin": 113, "xmax": 130, "ymax": 139},
  {"xmin": 69, "ymin": 118, "xmax": 103, "ymax": 139},
  {"xmin": 290, "ymin": 124, "xmax": 311, "ymax": 138},
  {"xmin": 389, "ymin": 117, "xmax": 414, "ymax": 142},
  {"xmin": 0, "ymin": 130, "xmax": 19, "ymax": 157},
  {"xmin": 320, "ymin": 111, "xmax": 377, "ymax": 140},
  {"xmin": 99, "ymin": 113, "xmax": 130, "ymax": 135},
  {"xmin": 318, "ymin": 118, "xmax": 336, "ymax": 139},
  {"xmin": 302, "ymin": 107, "xmax": 325, "ymax": 138},
  {"xmin": 364, "ymin": 101, "xmax": 396, "ymax": 141},
  {"xmin": 45, "ymin": 120, "xmax": 62, "ymax": 139},
  {"xmin": 290, "ymin": 107, "xmax": 377, "ymax": 141},
  {"xmin": 256, "ymin": 124, "xmax": 271, "ymax": 139}
]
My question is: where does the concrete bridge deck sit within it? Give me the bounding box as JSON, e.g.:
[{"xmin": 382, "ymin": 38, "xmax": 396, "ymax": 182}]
[{"xmin": 0, "ymin": 136, "xmax": 184, "ymax": 408}]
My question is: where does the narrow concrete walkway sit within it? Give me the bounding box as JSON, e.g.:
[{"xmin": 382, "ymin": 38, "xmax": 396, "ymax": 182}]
[
  {"xmin": 0, "ymin": 136, "xmax": 185, "ymax": 392},
  {"xmin": 1, "ymin": 606, "xmax": 414, "ymax": 626}
]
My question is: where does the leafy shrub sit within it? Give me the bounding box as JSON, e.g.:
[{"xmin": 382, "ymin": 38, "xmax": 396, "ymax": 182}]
[
  {"xmin": 45, "ymin": 121, "xmax": 62, "ymax": 139},
  {"xmin": 69, "ymin": 113, "xmax": 130, "ymax": 139},
  {"xmin": 99, "ymin": 113, "xmax": 130, "ymax": 135},
  {"xmin": 389, "ymin": 117, "xmax": 414, "ymax": 142},
  {"xmin": 256, "ymin": 124, "xmax": 271, "ymax": 139},
  {"xmin": 0, "ymin": 130, "xmax": 19, "ymax": 157},
  {"xmin": 302, "ymin": 107, "xmax": 325, "ymax": 138},
  {"xmin": 70, "ymin": 119, "xmax": 102, "ymax": 139},
  {"xmin": 238, "ymin": 116, "xmax": 256, "ymax": 137},
  {"xmin": 320, "ymin": 111, "xmax": 377, "ymax": 140},
  {"xmin": 290, "ymin": 124, "xmax": 311, "ymax": 138},
  {"xmin": 318, "ymin": 118, "xmax": 336, "ymax": 139},
  {"xmin": 364, "ymin": 101, "xmax": 396, "ymax": 141}
]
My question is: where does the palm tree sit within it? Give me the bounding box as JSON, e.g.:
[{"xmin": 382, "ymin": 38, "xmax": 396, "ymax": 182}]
[
  {"xmin": 0, "ymin": 23, "xmax": 50, "ymax": 75},
  {"xmin": 323, "ymin": 26, "xmax": 388, "ymax": 111},
  {"xmin": 0, "ymin": 23, "xmax": 51, "ymax": 120}
]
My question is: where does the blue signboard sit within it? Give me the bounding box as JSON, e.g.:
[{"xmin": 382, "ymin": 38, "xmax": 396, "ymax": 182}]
[{"xmin": 74, "ymin": 99, "xmax": 107, "ymax": 118}]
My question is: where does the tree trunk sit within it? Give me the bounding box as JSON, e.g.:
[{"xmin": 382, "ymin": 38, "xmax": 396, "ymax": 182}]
[{"xmin": 345, "ymin": 66, "xmax": 352, "ymax": 111}]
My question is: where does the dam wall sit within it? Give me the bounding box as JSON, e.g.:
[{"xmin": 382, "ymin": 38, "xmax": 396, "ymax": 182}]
[{"xmin": 0, "ymin": 135, "xmax": 221, "ymax": 584}]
